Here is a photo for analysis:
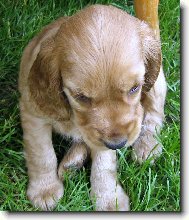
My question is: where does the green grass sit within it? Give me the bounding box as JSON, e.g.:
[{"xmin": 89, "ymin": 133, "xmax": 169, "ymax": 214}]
[{"xmin": 0, "ymin": 0, "xmax": 180, "ymax": 212}]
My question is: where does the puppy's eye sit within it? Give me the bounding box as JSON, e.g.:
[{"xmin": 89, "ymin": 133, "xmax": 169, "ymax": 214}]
[
  {"xmin": 75, "ymin": 93, "xmax": 91, "ymax": 104},
  {"xmin": 128, "ymin": 85, "xmax": 140, "ymax": 95}
]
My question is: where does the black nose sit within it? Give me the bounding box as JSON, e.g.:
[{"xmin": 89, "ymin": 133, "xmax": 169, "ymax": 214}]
[{"xmin": 103, "ymin": 139, "xmax": 127, "ymax": 150}]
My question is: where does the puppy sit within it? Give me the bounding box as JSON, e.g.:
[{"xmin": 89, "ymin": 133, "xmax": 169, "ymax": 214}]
[{"xmin": 19, "ymin": 4, "xmax": 167, "ymax": 211}]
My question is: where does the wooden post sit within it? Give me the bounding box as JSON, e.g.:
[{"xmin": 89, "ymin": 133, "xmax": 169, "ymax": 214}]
[{"xmin": 134, "ymin": 0, "xmax": 160, "ymax": 40}]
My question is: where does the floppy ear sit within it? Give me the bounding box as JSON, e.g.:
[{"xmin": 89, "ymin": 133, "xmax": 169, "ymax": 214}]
[
  {"xmin": 28, "ymin": 38, "xmax": 71, "ymax": 121},
  {"xmin": 140, "ymin": 21, "xmax": 162, "ymax": 92}
]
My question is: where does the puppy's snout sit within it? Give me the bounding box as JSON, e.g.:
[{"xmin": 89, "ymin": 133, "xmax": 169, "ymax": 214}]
[
  {"xmin": 103, "ymin": 139, "xmax": 127, "ymax": 150},
  {"xmin": 96, "ymin": 127, "xmax": 128, "ymax": 149},
  {"xmin": 96, "ymin": 127, "xmax": 122, "ymax": 138}
]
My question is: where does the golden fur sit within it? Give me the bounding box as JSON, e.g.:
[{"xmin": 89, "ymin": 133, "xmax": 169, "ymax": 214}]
[{"xmin": 19, "ymin": 5, "xmax": 166, "ymax": 211}]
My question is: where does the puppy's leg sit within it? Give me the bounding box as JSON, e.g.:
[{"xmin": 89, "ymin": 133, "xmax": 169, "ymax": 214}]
[
  {"xmin": 132, "ymin": 69, "xmax": 167, "ymax": 164},
  {"xmin": 58, "ymin": 142, "xmax": 90, "ymax": 179},
  {"xmin": 90, "ymin": 149, "xmax": 129, "ymax": 211},
  {"xmin": 20, "ymin": 105, "xmax": 63, "ymax": 211}
]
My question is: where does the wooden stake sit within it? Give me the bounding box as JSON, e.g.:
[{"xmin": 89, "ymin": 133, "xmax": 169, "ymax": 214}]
[{"xmin": 134, "ymin": 0, "xmax": 160, "ymax": 40}]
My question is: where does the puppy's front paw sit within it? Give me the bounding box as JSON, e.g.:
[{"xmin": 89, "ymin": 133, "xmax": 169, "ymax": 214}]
[
  {"xmin": 91, "ymin": 184, "xmax": 130, "ymax": 211},
  {"xmin": 132, "ymin": 133, "xmax": 162, "ymax": 164},
  {"xmin": 27, "ymin": 177, "xmax": 64, "ymax": 211}
]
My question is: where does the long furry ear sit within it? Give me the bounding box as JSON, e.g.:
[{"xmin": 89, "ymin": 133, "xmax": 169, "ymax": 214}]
[
  {"xmin": 140, "ymin": 21, "xmax": 162, "ymax": 92},
  {"xmin": 28, "ymin": 38, "xmax": 70, "ymax": 121}
]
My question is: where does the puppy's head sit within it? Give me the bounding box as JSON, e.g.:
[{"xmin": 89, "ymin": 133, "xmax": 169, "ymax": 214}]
[{"xmin": 30, "ymin": 5, "xmax": 161, "ymax": 150}]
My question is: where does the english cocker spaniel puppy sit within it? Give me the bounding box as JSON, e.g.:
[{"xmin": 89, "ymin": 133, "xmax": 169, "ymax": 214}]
[{"xmin": 19, "ymin": 4, "xmax": 167, "ymax": 211}]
